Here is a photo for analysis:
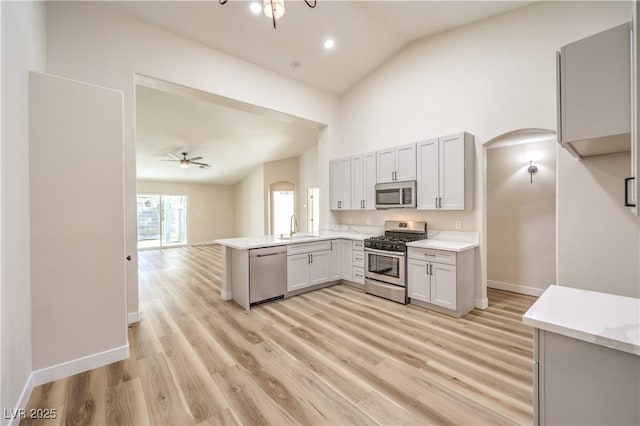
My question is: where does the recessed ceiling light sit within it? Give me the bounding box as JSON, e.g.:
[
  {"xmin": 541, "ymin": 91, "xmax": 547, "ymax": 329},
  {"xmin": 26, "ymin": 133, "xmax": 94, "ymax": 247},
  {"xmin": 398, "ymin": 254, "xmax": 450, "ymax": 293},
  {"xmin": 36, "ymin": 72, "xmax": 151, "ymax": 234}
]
[
  {"xmin": 323, "ymin": 39, "xmax": 335, "ymax": 50},
  {"xmin": 249, "ymin": 2, "xmax": 262, "ymax": 14}
]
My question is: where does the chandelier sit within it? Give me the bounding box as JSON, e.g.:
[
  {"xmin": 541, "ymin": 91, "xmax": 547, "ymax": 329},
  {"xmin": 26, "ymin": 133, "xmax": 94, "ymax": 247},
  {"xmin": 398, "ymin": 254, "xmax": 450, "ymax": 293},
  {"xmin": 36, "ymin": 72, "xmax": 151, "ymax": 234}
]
[{"xmin": 219, "ymin": 0, "xmax": 317, "ymax": 29}]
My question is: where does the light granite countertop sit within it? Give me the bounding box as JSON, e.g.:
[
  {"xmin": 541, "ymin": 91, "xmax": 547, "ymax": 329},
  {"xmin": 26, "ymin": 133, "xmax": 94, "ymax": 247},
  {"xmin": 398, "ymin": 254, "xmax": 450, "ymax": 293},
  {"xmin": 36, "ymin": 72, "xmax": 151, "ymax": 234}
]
[
  {"xmin": 216, "ymin": 229, "xmax": 481, "ymax": 252},
  {"xmin": 406, "ymin": 239, "xmax": 478, "ymax": 252},
  {"xmin": 214, "ymin": 230, "xmax": 373, "ymax": 250},
  {"xmin": 523, "ymin": 285, "xmax": 640, "ymax": 356}
]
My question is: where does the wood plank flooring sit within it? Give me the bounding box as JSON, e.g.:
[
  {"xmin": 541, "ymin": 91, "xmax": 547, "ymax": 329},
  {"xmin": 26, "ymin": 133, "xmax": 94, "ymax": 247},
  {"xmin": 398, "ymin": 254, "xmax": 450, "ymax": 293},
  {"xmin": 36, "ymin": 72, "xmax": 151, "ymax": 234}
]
[{"xmin": 22, "ymin": 245, "xmax": 537, "ymax": 425}]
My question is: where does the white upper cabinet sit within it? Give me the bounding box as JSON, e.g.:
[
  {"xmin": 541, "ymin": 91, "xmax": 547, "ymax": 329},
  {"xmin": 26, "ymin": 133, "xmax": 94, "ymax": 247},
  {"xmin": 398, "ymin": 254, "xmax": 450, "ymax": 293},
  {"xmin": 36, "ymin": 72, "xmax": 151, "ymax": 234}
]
[
  {"xmin": 558, "ymin": 22, "xmax": 631, "ymax": 157},
  {"xmin": 351, "ymin": 152, "xmax": 376, "ymax": 210},
  {"xmin": 416, "ymin": 138, "xmax": 439, "ymax": 210},
  {"xmin": 417, "ymin": 132, "xmax": 473, "ymax": 211},
  {"xmin": 395, "ymin": 143, "xmax": 417, "ymax": 181},
  {"xmin": 376, "ymin": 149, "xmax": 395, "ymax": 183},
  {"xmin": 329, "ymin": 157, "xmax": 351, "ymax": 210},
  {"xmin": 376, "ymin": 143, "xmax": 416, "ymax": 183}
]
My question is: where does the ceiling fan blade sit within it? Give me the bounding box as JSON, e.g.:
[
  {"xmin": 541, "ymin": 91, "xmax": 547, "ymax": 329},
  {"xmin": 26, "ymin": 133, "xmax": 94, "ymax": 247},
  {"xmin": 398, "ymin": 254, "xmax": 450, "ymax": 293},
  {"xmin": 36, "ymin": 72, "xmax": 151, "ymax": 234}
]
[
  {"xmin": 190, "ymin": 161, "xmax": 210, "ymax": 167},
  {"xmin": 167, "ymin": 152, "xmax": 180, "ymax": 160},
  {"xmin": 160, "ymin": 159, "xmax": 180, "ymax": 162},
  {"xmin": 189, "ymin": 156, "xmax": 203, "ymax": 161}
]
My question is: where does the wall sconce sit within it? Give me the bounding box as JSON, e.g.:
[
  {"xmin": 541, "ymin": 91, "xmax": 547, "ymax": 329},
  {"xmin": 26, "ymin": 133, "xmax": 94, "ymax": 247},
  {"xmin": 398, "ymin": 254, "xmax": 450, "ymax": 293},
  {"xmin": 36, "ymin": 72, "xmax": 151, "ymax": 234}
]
[{"xmin": 526, "ymin": 150, "xmax": 539, "ymax": 184}]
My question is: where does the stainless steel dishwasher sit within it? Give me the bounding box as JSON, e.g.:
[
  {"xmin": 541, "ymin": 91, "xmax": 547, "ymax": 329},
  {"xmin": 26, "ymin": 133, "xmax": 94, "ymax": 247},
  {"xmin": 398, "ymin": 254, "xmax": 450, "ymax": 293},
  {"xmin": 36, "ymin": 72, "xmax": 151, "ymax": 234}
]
[{"xmin": 249, "ymin": 246, "xmax": 287, "ymax": 306}]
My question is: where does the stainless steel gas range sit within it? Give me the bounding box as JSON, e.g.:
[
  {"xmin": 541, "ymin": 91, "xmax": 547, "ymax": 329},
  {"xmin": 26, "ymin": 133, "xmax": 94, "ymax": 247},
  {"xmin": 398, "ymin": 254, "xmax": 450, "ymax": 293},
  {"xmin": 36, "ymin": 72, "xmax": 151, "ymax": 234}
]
[{"xmin": 364, "ymin": 220, "xmax": 427, "ymax": 304}]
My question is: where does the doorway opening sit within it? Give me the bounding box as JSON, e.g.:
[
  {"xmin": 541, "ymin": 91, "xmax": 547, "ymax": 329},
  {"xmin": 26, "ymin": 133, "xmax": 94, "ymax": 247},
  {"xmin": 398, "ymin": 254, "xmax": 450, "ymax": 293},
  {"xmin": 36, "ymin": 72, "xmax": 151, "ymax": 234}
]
[
  {"xmin": 307, "ymin": 187, "xmax": 319, "ymax": 234},
  {"xmin": 270, "ymin": 181, "xmax": 295, "ymax": 236},
  {"xmin": 137, "ymin": 194, "xmax": 187, "ymax": 249}
]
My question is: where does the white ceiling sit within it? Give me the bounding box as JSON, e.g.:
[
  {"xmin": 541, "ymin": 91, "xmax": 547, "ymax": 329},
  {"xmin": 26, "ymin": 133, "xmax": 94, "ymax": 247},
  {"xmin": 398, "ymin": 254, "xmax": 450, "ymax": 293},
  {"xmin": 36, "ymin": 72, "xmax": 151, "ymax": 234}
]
[
  {"xmin": 129, "ymin": 1, "xmax": 533, "ymax": 185},
  {"xmin": 135, "ymin": 83, "xmax": 320, "ymax": 184},
  {"xmin": 109, "ymin": 1, "xmax": 532, "ymax": 94}
]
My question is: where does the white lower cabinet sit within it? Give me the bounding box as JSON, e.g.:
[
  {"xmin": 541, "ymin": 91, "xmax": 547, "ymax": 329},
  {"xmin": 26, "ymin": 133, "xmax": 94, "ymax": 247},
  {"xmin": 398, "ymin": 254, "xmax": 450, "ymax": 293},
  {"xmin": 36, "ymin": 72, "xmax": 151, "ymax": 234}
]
[
  {"xmin": 309, "ymin": 250, "xmax": 330, "ymax": 286},
  {"xmin": 340, "ymin": 240, "xmax": 353, "ymax": 280},
  {"xmin": 351, "ymin": 241, "xmax": 364, "ymax": 285},
  {"xmin": 287, "ymin": 253, "xmax": 313, "ymax": 292},
  {"xmin": 287, "ymin": 241, "xmax": 333, "ymax": 292},
  {"xmin": 407, "ymin": 259, "xmax": 456, "ymax": 309},
  {"xmin": 407, "ymin": 247, "xmax": 474, "ymax": 317},
  {"xmin": 407, "ymin": 259, "xmax": 430, "ymax": 302},
  {"xmin": 430, "ymin": 262, "xmax": 457, "ymax": 310},
  {"xmin": 286, "ymin": 239, "xmax": 367, "ymax": 292},
  {"xmin": 533, "ymin": 329, "xmax": 640, "ymax": 425},
  {"xmin": 329, "ymin": 240, "xmax": 341, "ymax": 281}
]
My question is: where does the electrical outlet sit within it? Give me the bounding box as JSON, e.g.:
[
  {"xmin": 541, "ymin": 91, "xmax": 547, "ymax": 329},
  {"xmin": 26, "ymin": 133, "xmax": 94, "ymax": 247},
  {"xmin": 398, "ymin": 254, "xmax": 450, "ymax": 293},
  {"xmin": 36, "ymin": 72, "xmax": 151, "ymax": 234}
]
[{"xmin": 455, "ymin": 220, "xmax": 462, "ymax": 229}]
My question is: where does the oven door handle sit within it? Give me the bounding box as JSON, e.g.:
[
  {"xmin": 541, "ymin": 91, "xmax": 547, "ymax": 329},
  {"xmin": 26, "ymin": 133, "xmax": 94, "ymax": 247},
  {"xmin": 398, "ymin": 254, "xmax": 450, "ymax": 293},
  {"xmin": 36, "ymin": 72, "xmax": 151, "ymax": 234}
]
[{"xmin": 364, "ymin": 248, "xmax": 406, "ymax": 259}]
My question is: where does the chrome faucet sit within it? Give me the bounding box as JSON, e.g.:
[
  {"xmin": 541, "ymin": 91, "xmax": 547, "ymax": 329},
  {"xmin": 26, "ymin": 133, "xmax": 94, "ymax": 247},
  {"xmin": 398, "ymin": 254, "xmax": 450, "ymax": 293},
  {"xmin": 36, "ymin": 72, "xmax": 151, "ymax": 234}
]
[{"xmin": 290, "ymin": 215, "xmax": 298, "ymax": 236}]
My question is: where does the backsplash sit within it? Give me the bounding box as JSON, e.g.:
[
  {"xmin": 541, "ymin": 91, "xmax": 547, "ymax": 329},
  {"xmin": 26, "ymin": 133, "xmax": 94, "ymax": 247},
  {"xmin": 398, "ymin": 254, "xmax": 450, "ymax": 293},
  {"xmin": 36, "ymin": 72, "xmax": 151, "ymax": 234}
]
[{"xmin": 333, "ymin": 208, "xmax": 478, "ymax": 233}]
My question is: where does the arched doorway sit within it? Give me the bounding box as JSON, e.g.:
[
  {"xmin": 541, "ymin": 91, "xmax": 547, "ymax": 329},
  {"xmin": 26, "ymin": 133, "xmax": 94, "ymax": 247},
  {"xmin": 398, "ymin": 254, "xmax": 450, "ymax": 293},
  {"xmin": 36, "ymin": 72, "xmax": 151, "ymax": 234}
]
[{"xmin": 480, "ymin": 128, "xmax": 557, "ymax": 303}]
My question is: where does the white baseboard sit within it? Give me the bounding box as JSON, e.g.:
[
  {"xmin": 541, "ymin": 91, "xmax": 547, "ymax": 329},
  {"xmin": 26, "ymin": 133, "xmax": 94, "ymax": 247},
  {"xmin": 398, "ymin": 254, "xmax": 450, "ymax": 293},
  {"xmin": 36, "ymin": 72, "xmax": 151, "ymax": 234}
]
[
  {"xmin": 127, "ymin": 311, "xmax": 140, "ymax": 325},
  {"xmin": 5, "ymin": 344, "xmax": 128, "ymax": 426},
  {"xmin": 31, "ymin": 344, "xmax": 129, "ymax": 387},
  {"xmin": 221, "ymin": 290, "xmax": 232, "ymax": 301},
  {"xmin": 488, "ymin": 280, "xmax": 545, "ymax": 297},
  {"xmin": 475, "ymin": 298, "xmax": 489, "ymax": 310},
  {"xmin": 6, "ymin": 372, "xmax": 35, "ymax": 426}
]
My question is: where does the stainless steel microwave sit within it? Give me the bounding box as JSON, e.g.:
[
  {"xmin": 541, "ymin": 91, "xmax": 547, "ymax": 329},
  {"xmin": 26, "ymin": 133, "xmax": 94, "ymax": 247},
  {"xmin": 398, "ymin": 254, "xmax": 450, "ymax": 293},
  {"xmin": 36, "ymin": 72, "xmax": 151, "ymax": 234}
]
[{"xmin": 375, "ymin": 181, "xmax": 416, "ymax": 209}]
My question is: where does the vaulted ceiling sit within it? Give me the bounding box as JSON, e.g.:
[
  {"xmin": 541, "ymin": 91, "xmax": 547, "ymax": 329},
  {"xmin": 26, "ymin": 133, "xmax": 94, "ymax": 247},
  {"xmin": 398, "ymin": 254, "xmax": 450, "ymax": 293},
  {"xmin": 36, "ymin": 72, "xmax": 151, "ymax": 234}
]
[{"xmin": 126, "ymin": 1, "xmax": 533, "ymax": 184}]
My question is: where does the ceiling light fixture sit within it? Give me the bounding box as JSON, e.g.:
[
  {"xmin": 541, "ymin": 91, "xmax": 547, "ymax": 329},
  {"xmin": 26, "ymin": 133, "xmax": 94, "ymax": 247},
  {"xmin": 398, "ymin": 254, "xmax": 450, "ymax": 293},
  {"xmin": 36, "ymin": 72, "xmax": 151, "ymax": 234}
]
[
  {"xmin": 323, "ymin": 38, "xmax": 335, "ymax": 50},
  {"xmin": 219, "ymin": 0, "xmax": 317, "ymax": 29},
  {"xmin": 249, "ymin": 2, "xmax": 262, "ymax": 14}
]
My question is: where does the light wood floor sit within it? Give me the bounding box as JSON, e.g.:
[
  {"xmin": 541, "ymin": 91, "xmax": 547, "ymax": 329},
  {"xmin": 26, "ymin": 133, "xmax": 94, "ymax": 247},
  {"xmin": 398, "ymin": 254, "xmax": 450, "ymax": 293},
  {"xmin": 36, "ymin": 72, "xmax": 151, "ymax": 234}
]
[{"xmin": 23, "ymin": 245, "xmax": 537, "ymax": 426}]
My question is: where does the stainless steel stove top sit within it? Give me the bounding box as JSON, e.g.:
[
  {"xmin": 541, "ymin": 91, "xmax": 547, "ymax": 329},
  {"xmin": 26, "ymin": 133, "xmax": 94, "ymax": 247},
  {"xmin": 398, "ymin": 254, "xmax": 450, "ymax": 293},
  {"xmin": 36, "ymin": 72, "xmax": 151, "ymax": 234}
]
[{"xmin": 364, "ymin": 220, "xmax": 427, "ymax": 252}]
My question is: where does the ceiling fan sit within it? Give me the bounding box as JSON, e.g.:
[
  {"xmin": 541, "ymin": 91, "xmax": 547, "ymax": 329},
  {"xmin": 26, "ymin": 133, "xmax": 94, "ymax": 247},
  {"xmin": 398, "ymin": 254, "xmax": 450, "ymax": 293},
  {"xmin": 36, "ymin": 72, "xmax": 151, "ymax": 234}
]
[{"xmin": 163, "ymin": 152, "xmax": 211, "ymax": 169}]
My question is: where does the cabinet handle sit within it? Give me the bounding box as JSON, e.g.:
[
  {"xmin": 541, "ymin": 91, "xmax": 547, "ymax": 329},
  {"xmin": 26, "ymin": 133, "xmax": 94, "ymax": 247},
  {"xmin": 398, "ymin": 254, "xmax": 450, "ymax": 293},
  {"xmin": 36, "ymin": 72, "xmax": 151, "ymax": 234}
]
[
  {"xmin": 308, "ymin": 254, "xmax": 311, "ymax": 264},
  {"xmin": 430, "ymin": 264, "xmax": 433, "ymax": 275},
  {"xmin": 330, "ymin": 241, "xmax": 333, "ymax": 250},
  {"xmin": 625, "ymin": 177, "xmax": 636, "ymax": 207},
  {"xmin": 424, "ymin": 253, "xmax": 435, "ymax": 257},
  {"xmin": 438, "ymin": 197, "xmax": 442, "ymax": 209},
  {"xmin": 310, "ymin": 253, "xmax": 313, "ymax": 263}
]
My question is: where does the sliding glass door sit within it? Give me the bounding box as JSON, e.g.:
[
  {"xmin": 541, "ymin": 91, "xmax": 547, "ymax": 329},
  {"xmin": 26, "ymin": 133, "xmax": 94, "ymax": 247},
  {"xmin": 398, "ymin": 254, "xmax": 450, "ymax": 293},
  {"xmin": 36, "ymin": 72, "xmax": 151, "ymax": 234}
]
[{"xmin": 137, "ymin": 194, "xmax": 187, "ymax": 249}]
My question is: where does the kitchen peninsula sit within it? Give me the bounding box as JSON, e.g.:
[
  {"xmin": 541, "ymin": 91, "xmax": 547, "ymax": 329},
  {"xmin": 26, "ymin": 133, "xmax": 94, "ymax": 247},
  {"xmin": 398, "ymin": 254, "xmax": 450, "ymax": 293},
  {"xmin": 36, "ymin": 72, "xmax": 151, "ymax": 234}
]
[{"xmin": 215, "ymin": 230, "xmax": 372, "ymax": 309}]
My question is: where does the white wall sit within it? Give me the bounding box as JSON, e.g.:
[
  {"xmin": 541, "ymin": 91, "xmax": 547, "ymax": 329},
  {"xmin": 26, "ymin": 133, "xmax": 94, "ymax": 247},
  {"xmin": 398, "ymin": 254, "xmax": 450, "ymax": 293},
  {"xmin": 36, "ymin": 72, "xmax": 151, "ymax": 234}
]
[
  {"xmin": 299, "ymin": 144, "xmax": 319, "ymax": 233},
  {"xmin": 234, "ymin": 166, "xmax": 265, "ymax": 237},
  {"xmin": 30, "ymin": 72, "xmax": 127, "ymax": 372},
  {"xmin": 487, "ymin": 140, "xmax": 556, "ymax": 295},
  {"xmin": 335, "ymin": 1, "xmax": 631, "ymax": 304},
  {"xmin": 45, "ymin": 1, "xmax": 340, "ymax": 318},
  {"xmin": 557, "ymin": 150, "xmax": 640, "ymax": 298},
  {"xmin": 1, "ymin": 1, "xmax": 46, "ymax": 419},
  {"xmin": 136, "ymin": 181, "xmax": 236, "ymax": 243}
]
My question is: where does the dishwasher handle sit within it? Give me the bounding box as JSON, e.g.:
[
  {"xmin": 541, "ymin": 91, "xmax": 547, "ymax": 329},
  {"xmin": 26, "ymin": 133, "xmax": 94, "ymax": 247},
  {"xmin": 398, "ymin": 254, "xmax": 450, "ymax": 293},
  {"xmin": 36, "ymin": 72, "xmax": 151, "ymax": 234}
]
[{"xmin": 256, "ymin": 252, "xmax": 281, "ymax": 258}]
